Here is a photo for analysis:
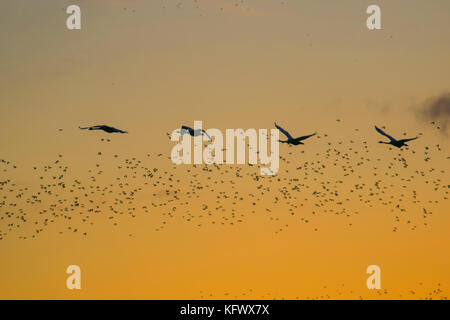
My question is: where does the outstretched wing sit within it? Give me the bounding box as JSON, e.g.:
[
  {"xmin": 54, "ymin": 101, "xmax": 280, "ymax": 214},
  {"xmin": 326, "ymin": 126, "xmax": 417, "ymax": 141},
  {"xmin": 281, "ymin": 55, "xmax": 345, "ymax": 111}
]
[
  {"xmin": 399, "ymin": 137, "xmax": 418, "ymax": 143},
  {"xmin": 79, "ymin": 125, "xmax": 101, "ymax": 130},
  {"xmin": 202, "ymin": 129, "xmax": 212, "ymax": 141},
  {"xmin": 275, "ymin": 122, "xmax": 294, "ymax": 140},
  {"xmin": 181, "ymin": 125, "xmax": 194, "ymax": 135},
  {"xmin": 107, "ymin": 126, "xmax": 127, "ymax": 133},
  {"xmin": 296, "ymin": 133, "xmax": 316, "ymax": 141},
  {"xmin": 375, "ymin": 126, "xmax": 396, "ymax": 142}
]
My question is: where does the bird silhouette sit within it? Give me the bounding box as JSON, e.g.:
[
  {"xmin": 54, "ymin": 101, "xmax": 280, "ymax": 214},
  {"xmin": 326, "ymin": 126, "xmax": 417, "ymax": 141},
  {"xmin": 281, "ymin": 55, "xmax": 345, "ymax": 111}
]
[
  {"xmin": 79, "ymin": 125, "xmax": 128, "ymax": 134},
  {"xmin": 375, "ymin": 126, "xmax": 417, "ymax": 148},
  {"xmin": 180, "ymin": 125, "xmax": 211, "ymax": 140},
  {"xmin": 275, "ymin": 123, "xmax": 316, "ymax": 145}
]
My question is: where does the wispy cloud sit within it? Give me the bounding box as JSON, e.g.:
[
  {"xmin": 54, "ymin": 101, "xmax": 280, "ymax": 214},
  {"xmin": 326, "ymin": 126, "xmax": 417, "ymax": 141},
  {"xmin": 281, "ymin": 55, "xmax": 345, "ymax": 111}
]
[{"xmin": 416, "ymin": 92, "xmax": 450, "ymax": 134}]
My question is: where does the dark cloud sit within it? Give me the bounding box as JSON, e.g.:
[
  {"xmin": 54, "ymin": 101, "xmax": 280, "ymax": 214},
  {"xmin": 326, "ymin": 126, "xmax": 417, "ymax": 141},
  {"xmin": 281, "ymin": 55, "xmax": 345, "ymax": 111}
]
[{"xmin": 417, "ymin": 92, "xmax": 450, "ymax": 134}]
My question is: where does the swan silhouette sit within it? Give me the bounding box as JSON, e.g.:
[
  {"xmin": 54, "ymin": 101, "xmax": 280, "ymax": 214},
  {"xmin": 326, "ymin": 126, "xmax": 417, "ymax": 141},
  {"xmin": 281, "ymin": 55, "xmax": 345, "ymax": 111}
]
[
  {"xmin": 275, "ymin": 122, "xmax": 316, "ymax": 145},
  {"xmin": 180, "ymin": 125, "xmax": 211, "ymax": 141},
  {"xmin": 375, "ymin": 126, "xmax": 417, "ymax": 148},
  {"xmin": 79, "ymin": 125, "xmax": 128, "ymax": 134}
]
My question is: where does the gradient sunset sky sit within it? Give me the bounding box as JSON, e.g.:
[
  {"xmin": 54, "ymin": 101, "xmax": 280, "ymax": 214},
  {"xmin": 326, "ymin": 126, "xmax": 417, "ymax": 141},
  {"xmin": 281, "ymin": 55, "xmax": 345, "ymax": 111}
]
[{"xmin": 0, "ymin": 0, "xmax": 449, "ymax": 299}]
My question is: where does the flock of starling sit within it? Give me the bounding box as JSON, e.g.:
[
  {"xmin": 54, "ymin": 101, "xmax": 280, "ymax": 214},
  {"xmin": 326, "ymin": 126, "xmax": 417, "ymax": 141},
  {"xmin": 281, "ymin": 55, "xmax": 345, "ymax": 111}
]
[
  {"xmin": 0, "ymin": 120, "xmax": 447, "ymax": 241},
  {"xmin": 197, "ymin": 281, "xmax": 447, "ymax": 300}
]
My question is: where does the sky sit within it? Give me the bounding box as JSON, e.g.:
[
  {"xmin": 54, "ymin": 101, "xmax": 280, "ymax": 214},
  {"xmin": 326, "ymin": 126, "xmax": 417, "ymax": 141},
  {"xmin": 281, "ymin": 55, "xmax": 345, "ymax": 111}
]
[{"xmin": 0, "ymin": 0, "xmax": 449, "ymax": 299}]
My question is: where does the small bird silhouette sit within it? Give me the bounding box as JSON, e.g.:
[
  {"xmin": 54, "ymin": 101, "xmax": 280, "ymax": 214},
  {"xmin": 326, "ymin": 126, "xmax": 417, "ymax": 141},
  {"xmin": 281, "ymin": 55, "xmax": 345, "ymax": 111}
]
[
  {"xmin": 375, "ymin": 126, "xmax": 417, "ymax": 148},
  {"xmin": 275, "ymin": 123, "xmax": 316, "ymax": 145},
  {"xmin": 79, "ymin": 125, "xmax": 128, "ymax": 134}
]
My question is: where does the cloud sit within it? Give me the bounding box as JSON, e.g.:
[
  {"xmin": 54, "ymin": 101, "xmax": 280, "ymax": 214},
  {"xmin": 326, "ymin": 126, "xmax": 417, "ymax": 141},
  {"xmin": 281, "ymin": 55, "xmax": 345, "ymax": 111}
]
[{"xmin": 417, "ymin": 92, "xmax": 450, "ymax": 134}]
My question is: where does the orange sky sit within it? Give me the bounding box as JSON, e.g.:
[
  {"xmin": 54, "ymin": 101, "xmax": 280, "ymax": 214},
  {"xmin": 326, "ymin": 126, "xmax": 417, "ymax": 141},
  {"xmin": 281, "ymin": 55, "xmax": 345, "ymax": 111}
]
[{"xmin": 0, "ymin": 0, "xmax": 449, "ymax": 299}]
